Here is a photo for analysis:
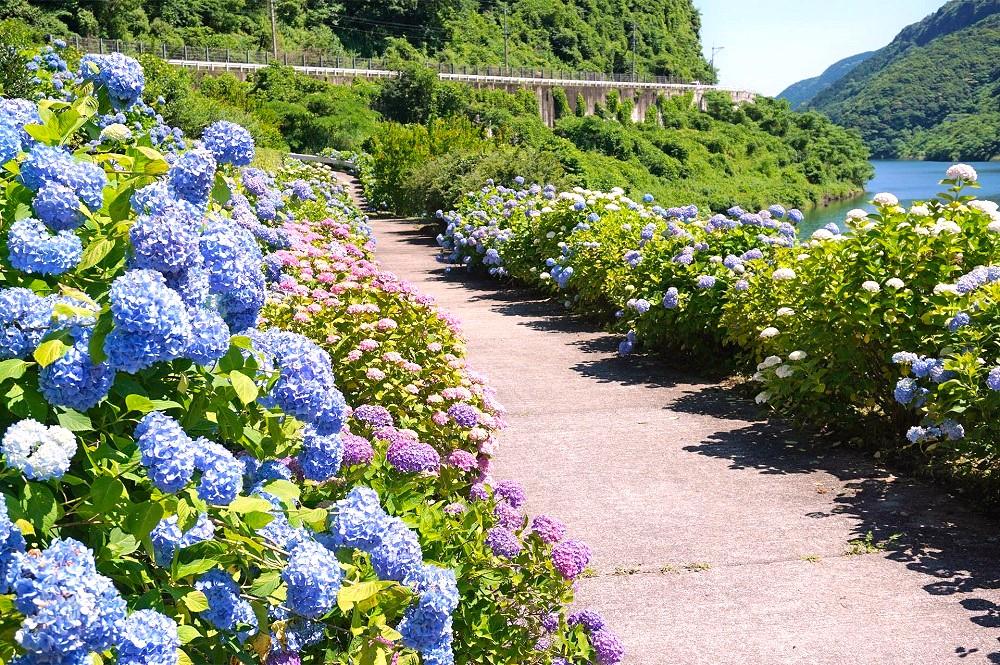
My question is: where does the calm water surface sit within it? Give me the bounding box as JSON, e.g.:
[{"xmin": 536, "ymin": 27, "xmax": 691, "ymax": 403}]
[{"xmin": 801, "ymin": 160, "xmax": 1000, "ymax": 236}]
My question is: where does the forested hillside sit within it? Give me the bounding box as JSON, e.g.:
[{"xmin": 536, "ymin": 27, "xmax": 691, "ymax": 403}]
[
  {"xmin": 807, "ymin": 0, "xmax": 1000, "ymax": 159},
  {"xmin": 777, "ymin": 51, "xmax": 873, "ymax": 111},
  {"xmin": 0, "ymin": 0, "xmax": 716, "ymax": 81}
]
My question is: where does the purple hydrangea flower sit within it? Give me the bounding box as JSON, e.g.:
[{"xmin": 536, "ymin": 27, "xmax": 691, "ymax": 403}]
[
  {"xmin": 551, "ymin": 539, "xmax": 591, "ymax": 579},
  {"xmin": 486, "ymin": 527, "xmax": 522, "ymax": 558}
]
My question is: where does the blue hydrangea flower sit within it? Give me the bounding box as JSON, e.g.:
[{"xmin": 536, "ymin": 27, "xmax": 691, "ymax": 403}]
[
  {"xmin": 1, "ymin": 420, "xmax": 76, "ymax": 481},
  {"xmin": 7, "ymin": 218, "xmax": 82, "ymax": 275},
  {"xmin": 105, "ymin": 270, "xmax": 192, "ymax": 373},
  {"xmin": 282, "ymin": 539, "xmax": 343, "ymax": 619},
  {"xmin": 0, "ymin": 122, "xmax": 21, "ymax": 165},
  {"xmin": 695, "ymin": 275, "xmax": 717, "ymax": 290},
  {"xmin": 194, "ymin": 440, "xmax": 243, "ymax": 506},
  {"xmin": 399, "ymin": 565, "xmax": 459, "ymax": 654},
  {"xmin": 662, "ymin": 287, "xmax": 679, "ymax": 309},
  {"xmin": 298, "ymin": 426, "xmax": 343, "ymax": 482},
  {"xmin": 251, "ymin": 329, "xmax": 342, "ymax": 427},
  {"xmin": 198, "ymin": 218, "xmax": 264, "ymax": 329},
  {"xmin": 947, "ymin": 312, "xmax": 971, "ymax": 332},
  {"xmin": 369, "ymin": 517, "xmax": 424, "ymax": 582},
  {"xmin": 326, "ymin": 486, "xmax": 388, "ymax": 550},
  {"xmin": 940, "ymin": 419, "xmax": 965, "ymax": 441},
  {"xmin": 987, "ymin": 367, "xmax": 1000, "ymax": 391},
  {"xmin": 166, "ymin": 267, "xmax": 211, "ymax": 308},
  {"xmin": 195, "ymin": 569, "xmax": 257, "ymax": 642},
  {"xmin": 32, "ymin": 183, "xmax": 83, "ymax": 231},
  {"xmin": 0, "ymin": 494, "xmax": 25, "ymax": 594},
  {"xmin": 168, "ymin": 147, "xmax": 216, "ymax": 207},
  {"xmin": 201, "ymin": 121, "xmax": 255, "ymax": 166},
  {"xmin": 135, "ymin": 413, "xmax": 196, "ymax": 493},
  {"xmin": 290, "ymin": 179, "xmax": 314, "ymax": 200},
  {"xmin": 8, "ymin": 538, "xmax": 127, "ymax": 656},
  {"xmin": 19, "ymin": 146, "xmax": 105, "ymax": 211},
  {"xmin": 38, "ymin": 338, "xmax": 115, "ymax": 411},
  {"xmin": 79, "ymin": 53, "xmax": 145, "ymax": 108},
  {"xmin": 0, "ymin": 288, "xmax": 51, "ymax": 360},
  {"xmin": 185, "ymin": 308, "xmax": 231, "ymax": 366},
  {"xmin": 130, "ymin": 207, "xmax": 203, "ymax": 274},
  {"xmin": 0, "ymin": 98, "xmax": 41, "ymax": 144},
  {"xmin": 150, "ymin": 513, "xmax": 215, "ymax": 566},
  {"xmin": 117, "ymin": 609, "xmax": 180, "ymax": 665}
]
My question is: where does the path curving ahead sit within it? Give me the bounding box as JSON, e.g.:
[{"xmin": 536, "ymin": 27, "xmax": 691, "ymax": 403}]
[{"xmin": 368, "ymin": 215, "xmax": 1000, "ymax": 665}]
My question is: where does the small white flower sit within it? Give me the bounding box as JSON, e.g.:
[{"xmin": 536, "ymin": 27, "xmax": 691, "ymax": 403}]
[
  {"xmin": 846, "ymin": 209, "xmax": 869, "ymax": 220},
  {"xmin": 755, "ymin": 391, "xmax": 771, "ymax": 404},
  {"xmin": 811, "ymin": 229, "xmax": 834, "ymax": 241},
  {"xmin": 709, "ymin": 255, "xmax": 723, "ymax": 264},
  {"xmin": 934, "ymin": 283, "xmax": 958, "ymax": 295},
  {"xmin": 789, "ymin": 350, "xmax": 807, "ymax": 361},
  {"xmin": 540, "ymin": 272, "xmax": 552, "ymax": 281},
  {"xmin": 752, "ymin": 371, "xmax": 765, "ymax": 382},
  {"xmin": 946, "ymin": 163, "xmax": 978, "ymax": 183},
  {"xmin": 914, "ymin": 225, "xmax": 931, "ymax": 236},
  {"xmin": 861, "ymin": 280, "xmax": 881, "ymax": 293},
  {"xmin": 545, "ymin": 231, "xmax": 556, "ymax": 239},
  {"xmin": 796, "ymin": 253, "xmax": 810, "ymax": 261},
  {"xmin": 775, "ymin": 365, "xmax": 794, "ymax": 379},
  {"xmin": 776, "ymin": 307, "xmax": 795, "ymax": 318},
  {"xmin": 772, "ymin": 268, "xmax": 796, "ymax": 281},
  {"xmin": 734, "ymin": 264, "xmax": 746, "ymax": 274},
  {"xmin": 873, "ymin": 193, "xmax": 899, "ymax": 207},
  {"xmin": 760, "ymin": 327, "xmax": 780, "ymax": 339},
  {"xmin": 886, "ymin": 278, "xmax": 905, "ymax": 290},
  {"xmin": 542, "ymin": 206, "xmax": 553, "ymax": 213},
  {"xmin": 909, "ymin": 204, "xmax": 930, "ymax": 217},
  {"xmin": 988, "ymin": 220, "xmax": 1000, "ymax": 234},
  {"xmin": 605, "ymin": 203, "xmax": 620, "ymax": 212}
]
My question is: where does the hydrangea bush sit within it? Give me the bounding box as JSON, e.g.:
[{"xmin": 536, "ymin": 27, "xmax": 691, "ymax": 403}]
[
  {"xmin": 0, "ymin": 44, "xmax": 620, "ymax": 665},
  {"xmin": 436, "ymin": 168, "xmax": 1000, "ymax": 481}
]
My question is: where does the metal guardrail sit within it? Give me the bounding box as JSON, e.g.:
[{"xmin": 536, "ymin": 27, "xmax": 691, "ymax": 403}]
[{"xmin": 68, "ymin": 34, "xmax": 715, "ymax": 87}]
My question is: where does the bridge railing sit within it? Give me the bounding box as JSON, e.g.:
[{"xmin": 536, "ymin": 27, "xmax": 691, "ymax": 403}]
[{"xmin": 66, "ymin": 35, "xmax": 705, "ymax": 87}]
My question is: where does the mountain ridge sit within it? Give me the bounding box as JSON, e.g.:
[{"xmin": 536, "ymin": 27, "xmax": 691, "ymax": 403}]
[{"xmin": 777, "ymin": 51, "xmax": 874, "ymax": 110}]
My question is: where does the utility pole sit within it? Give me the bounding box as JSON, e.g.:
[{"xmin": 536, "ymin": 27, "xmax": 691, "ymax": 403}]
[
  {"xmin": 631, "ymin": 20, "xmax": 637, "ymax": 82},
  {"xmin": 502, "ymin": 3, "xmax": 509, "ymax": 71},
  {"xmin": 269, "ymin": 0, "xmax": 278, "ymax": 58},
  {"xmin": 710, "ymin": 44, "xmax": 725, "ymax": 71}
]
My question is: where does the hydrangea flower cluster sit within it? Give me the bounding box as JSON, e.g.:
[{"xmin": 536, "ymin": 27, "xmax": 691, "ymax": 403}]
[
  {"xmin": 1, "ymin": 420, "xmax": 77, "ymax": 480},
  {"xmin": 202, "ymin": 120, "xmax": 255, "ymax": 166}
]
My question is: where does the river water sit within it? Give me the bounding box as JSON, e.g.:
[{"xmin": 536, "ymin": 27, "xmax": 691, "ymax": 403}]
[{"xmin": 800, "ymin": 160, "xmax": 1000, "ymax": 236}]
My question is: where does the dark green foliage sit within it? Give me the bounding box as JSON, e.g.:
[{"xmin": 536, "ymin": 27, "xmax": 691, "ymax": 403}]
[
  {"xmin": 809, "ymin": 0, "xmax": 1000, "ymax": 159},
  {"xmin": 552, "ymin": 87, "xmax": 571, "ymax": 120},
  {"xmin": 0, "ymin": 20, "xmax": 36, "ymax": 97},
  {"xmin": 10, "ymin": 0, "xmax": 717, "ymax": 80}
]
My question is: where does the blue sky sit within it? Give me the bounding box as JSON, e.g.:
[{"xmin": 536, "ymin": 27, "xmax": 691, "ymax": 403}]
[{"xmin": 694, "ymin": 0, "xmax": 947, "ymax": 95}]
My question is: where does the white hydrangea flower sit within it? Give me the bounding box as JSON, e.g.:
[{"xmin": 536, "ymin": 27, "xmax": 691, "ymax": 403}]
[
  {"xmin": 759, "ymin": 327, "xmax": 780, "ymax": 339},
  {"xmin": 988, "ymin": 221, "xmax": 1000, "ymax": 234},
  {"xmin": 775, "ymin": 365, "xmax": 794, "ymax": 379},
  {"xmin": 796, "ymin": 253, "xmax": 810, "ymax": 261},
  {"xmin": 861, "ymin": 280, "xmax": 881, "ymax": 293},
  {"xmin": 709, "ymin": 255, "xmax": 723, "ymax": 264},
  {"xmin": 540, "ymin": 272, "xmax": 552, "ymax": 281},
  {"xmin": 752, "ymin": 371, "xmax": 765, "ymax": 382},
  {"xmin": 873, "ymin": 193, "xmax": 899, "ymax": 207},
  {"xmin": 2, "ymin": 419, "xmax": 77, "ymax": 481},
  {"xmin": 914, "ymin": 226, "xmax": 931, "ymax": 236},
  {"xmin": 772, "ymin": 268, "xmax": 796, "ymax": 281},
  {"xmin": 734, "ymin": 264, "xmax": 746, "ymax": 274},
  {"xmin": 605, "ymin": 203, "xmax": 620, "ymax": 212},
  {"xmin": 909, "ymin": 204, "xmax": 930, "ymax": 217},
  {"xmin": 755, "ymin": 391, "xmax": 771, "ymax": 404},
  {"xmin": 545, "ymin": 231, "xmax": 556, "ymax": 239},
  {"xmin": 934, "ymin": 283, "xmax": 958, "ymax": 295},
  {"xmin": 969, "ymin": 200, "xmax": 999, "ymax": 214},
  {"xmin": 759, "ymin": 355, "xmax": 782, "ymax": 369},
  {"xmin": 811, "ymin": 229, "xmax": 834, "ymax": 241},
  {"xmin": 932, "ymin": 219, "xmax": 961, "ymax": 235},
  {"xmin": 946, "ymin": 163, "xmax": 978, "ymax": 182},
  {"xmin": 846, "ymin": 209, "xmax": 869, "ymax": 220},
  {"xmin": 789, "ymin": 350, "xmax": 807, "ymax": 361},
  {"xmin": 886, "ymin": 278, "xmax": 906, "ymax": 289},
  {"xmin": 776, "ymin": 307, "xmax": 795, "ymax": 318}
]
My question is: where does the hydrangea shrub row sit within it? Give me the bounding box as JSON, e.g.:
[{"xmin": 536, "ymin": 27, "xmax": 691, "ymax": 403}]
[
  {"xmin": 435, "ymin": 168, "xmax": 1000, "ymax": 482},
  {"xmin": 0, "ymin": 42, "xmax": 621, "ymax": 665}
]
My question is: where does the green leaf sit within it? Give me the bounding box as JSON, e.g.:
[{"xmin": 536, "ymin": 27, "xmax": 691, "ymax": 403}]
[
  {"xmin": 176, "ymin": 625, "xmax": 201, "ymax": 644},
  {"xmin": 57, "ymin": 409, "xmax": 93, "ymax": 432},
  {"xmin": 88, "ymin": 312, "xmax": 114, "ymax": 364},
  {"xmin": 33, "ymin": 339, "xmax": 72, "ymax": 368},
  {"xmin": 229, "ymin": 370, "xmax": 258, "ymax": 405},
  {"xmin": 181, "ymin": 590, "xmax": 210, "ymax": 612},
  {"xmin": 76, "ymin": 238, "xmax": 116, "ymax": 272},
  {"xmin": 0, "ymin": 359, "xmax": 28, "ymax": 383},
  {"xmin": 175, "ymin": 558, "xmax": 219, "ymax": 579},
  {"xmin": 177, "ymin": 649, "xmax": 195, "ymax": 665},
  {"xmin": 337, "ymin": 581, "xmax": 386, "ymax": 612},
  {"xmin": 249, "ymin": 571, "xmax": 281, "ymax": 597},
  {"xmin": 105, "ymin": 528, "xmax": 139, "ymax": 557},
  {"xmin": 211, "ymin": 172, "xmax": 231, "ymax": 206},
  {"xmin": 21, "ymin": 483, "xmax": 59, "ymax": 534},
  {"xmin": 227, "ymin": 496, "xmax": 274, "ymax": 515},
  {"xmin": 125, "ymin": 394, "xmax": 182, "ymax": 414},
  {"xmin": 89, "ymin": 476, "xmax": 125, "ymax": 513},
  {"xmin": 125, "ymin": 501, "xmax": 164, "ymax": 539},
  {"xmin": 244, "ymin": 511, "xmax": 275, "ymax": 530},
  {"xmin": 261, "ymin": 480, "xmax": 299, "ymax": 507}
]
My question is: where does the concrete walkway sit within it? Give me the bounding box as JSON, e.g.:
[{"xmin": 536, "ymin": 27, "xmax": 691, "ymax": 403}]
[{"xmin": 367, "ymin": 216, "xmax": 1000, "ymax": 665}]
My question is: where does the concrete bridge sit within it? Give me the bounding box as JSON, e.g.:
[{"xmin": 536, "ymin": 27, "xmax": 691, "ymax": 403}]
[{"xmin": 71, "ymin": 36, "xmax": 757, "ymax": 126}]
